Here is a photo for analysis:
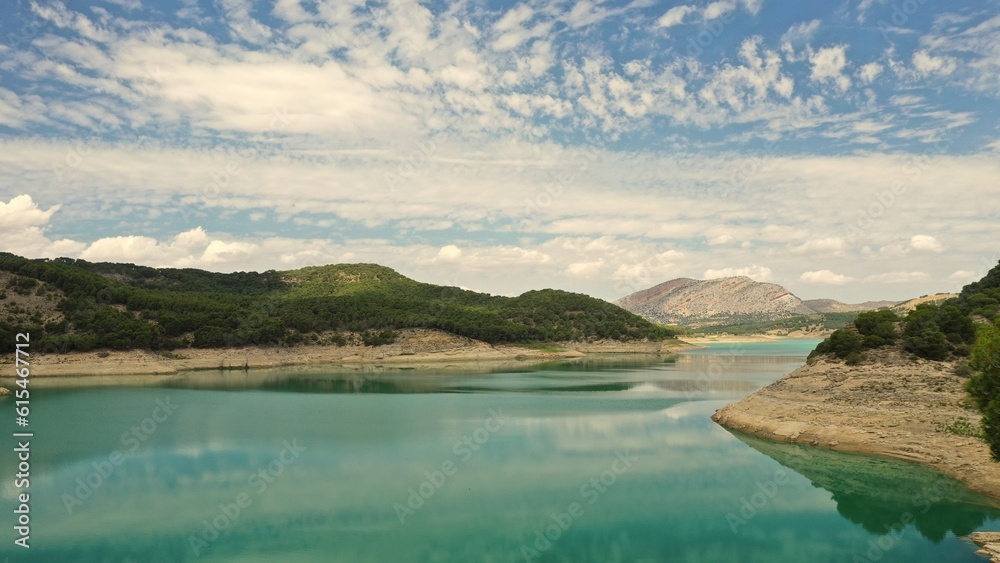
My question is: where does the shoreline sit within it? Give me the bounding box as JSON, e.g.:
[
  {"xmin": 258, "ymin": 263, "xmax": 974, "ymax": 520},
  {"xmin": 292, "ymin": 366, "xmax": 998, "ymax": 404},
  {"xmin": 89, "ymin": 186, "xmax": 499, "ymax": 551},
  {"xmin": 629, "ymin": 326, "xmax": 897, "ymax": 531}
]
[
  {"xmin": 711, "ymin": 348, "xmax": 1000, "ymax": 503},
  {"xmin": 0, "ymin": 328, "xmax": 698, "ymax": 378},
  {"xmin": 684, "ymin": 334, "xmax": 829, "ymax": 344}
]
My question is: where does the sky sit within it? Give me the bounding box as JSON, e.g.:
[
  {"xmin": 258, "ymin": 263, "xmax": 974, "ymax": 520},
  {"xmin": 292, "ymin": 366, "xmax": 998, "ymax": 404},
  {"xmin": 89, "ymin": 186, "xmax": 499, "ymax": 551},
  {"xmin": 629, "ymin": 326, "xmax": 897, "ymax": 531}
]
[{"xmin": 0, "ymin": 0, "xmax": 998, "ymax": 303}]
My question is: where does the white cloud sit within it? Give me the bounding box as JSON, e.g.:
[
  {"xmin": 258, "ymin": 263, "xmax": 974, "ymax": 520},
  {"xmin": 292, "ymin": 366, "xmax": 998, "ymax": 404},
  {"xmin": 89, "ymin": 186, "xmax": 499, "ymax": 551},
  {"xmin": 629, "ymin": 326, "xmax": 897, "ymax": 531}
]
[
  {"xmin": 698, "ymin": 37, "xmax": 797, "ymax": 118},
  {"xmin": 889, "ymin": 94, "xmax": 923, "ymax": 106},
  {"xmin": 657, "ymin": 0, "xmax": 759, "ymax": 30},
  {"xmin": 810, "ymin": 45, "xmax": 851, "ymax": 92},
  {"xmin": 202, "ymin": 240, "xmax": 259, "ymax": 264},
  {"xmin": 704, "ymin": 265, "xmax": 772, "ymax": 282},
  {"xmin": 912, "ymin": 50, "xmax": 957, "ymax": 77},
  {"xmin": 857, "ymin": 62, "xmax": 883, "ymax": 84},
  {"xmin": 657, "ymin": 5, "xmax": 695, "ymax": 28},
  {"xmin": 781, "ymin": 20, "xmax": 820, "ymax": 46},
  {"xmin": 0, "ymin": 194, "xmax": 86, "ymax": 258},
  {"xmin": 218, "ymin": 0, "xmax": 273, "ymax": 44},
  {"xmin": 707, "ymin": 234, "xmax": 735, "ymax": 245},
  {"xmin": 909, "ymin": 234, "xmax": 944, "ymax": 253},
  {"xmin": 435, "ymin": 244, "xmax": 463, "ymax": 263},
  {"xmin": 800, "ymin": 269, "xmax": 854, "ymax": 285},
  {"xmin": 789, "ymin": 237, "xmax": 846, "ymax": 257},
  {"xmin": 703, "ymin": 1, "xmax": 735, "ymax": 20},
  {"xmin": 0, "ymin": 194, "xmax": 60, "ymax": 231},
  {"xmin": 864, "ymin": 271, "xmax": 929, "ymax": 284},
  {"xmin": 878, "ymin": 235, "xmax": 945, "ymax": 256},
  {"xmin": 566, "ymin": 259, "xmax": 605, "ymax": 278}
]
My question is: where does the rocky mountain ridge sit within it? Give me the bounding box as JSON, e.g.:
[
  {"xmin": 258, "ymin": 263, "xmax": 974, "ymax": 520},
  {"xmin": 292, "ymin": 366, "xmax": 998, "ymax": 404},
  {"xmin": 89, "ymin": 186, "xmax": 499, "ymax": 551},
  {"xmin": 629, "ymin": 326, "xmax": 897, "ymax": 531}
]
[{"xmin": 615, "ymin": 276, "xmax": 900, "ymax": 327}]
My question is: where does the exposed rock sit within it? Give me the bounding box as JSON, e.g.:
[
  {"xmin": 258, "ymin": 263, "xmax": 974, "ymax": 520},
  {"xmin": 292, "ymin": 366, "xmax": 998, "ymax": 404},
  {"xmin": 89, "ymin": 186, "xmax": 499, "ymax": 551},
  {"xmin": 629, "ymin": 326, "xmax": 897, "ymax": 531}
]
[
  {"xmin": 968, "ymin": 532, "xmax": 1000, "ymax": 562},
  {"xmin": 712, "ymin": 347, "xmax": 1000, "ymax": 501},
  {"xmin": 616, "ymin": 276, "xmax": 817, "ymax": 327},
  {"xmin": 802, "ymin": 298, "xmax": 898, "ymax": 313},
  {"xmin": 0, "ymin": 386, "xmax": 11, "ymax": 397},
  {"xmin": 713, "ymin": 346, "xmax": 1000, "ymax": 561},
  {"xmin": 616, "ymin": 276, "xmax": 906, "ymax": 328}
]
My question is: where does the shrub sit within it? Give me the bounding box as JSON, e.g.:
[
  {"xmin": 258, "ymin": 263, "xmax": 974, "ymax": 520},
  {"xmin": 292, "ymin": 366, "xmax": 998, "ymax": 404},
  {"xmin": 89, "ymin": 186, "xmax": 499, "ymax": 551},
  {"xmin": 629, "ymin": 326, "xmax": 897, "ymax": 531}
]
[
  {"xmin": 362, "ymin": 329, "xmax": 398, "ymax": 347},
  {"xmin": 813, "ymin": 328, "xmax": 863, "ymax": 359},
  {"xmin": 844, "ymin": 351, "xmax": 863, "ymax": 366},
  {"xmin": 854, "ymin": 310, "xmax": 899, "ymax": 343},
  {"xmin": 967, "ymin": 322, "xmax": 1000, "ymax": 460}
]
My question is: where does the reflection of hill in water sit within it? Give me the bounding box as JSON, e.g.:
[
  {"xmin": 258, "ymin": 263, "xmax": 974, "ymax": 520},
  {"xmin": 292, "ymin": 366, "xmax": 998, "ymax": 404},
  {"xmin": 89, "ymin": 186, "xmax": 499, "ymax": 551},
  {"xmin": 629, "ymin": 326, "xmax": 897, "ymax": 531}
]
[
  {"xmin": 731, "ymin": 430, "xmax": 1000, "ymax": 541},
  {"xmin": 156, "ymin": 356, "xmax": 687, "ymax": 395}
]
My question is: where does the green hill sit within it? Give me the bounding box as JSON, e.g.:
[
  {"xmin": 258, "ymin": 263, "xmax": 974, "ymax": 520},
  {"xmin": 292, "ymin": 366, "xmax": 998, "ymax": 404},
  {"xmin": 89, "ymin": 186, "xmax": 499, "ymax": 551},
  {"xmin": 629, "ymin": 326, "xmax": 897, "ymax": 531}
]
[
  {"xmin": 807, "ymin": 259, "xmax": 1000, "ymax": 458},
  {"xmin": 0, "ymin": 253, "xmax": 678, "ymax": 354}
]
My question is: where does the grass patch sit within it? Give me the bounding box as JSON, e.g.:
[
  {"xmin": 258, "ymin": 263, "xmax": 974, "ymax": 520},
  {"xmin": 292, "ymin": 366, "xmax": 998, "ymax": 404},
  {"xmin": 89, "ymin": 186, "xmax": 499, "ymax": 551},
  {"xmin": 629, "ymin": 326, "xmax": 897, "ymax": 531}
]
[{"xmin": 934, "ymin": 417, "xmax": 985, "ymax": 439}]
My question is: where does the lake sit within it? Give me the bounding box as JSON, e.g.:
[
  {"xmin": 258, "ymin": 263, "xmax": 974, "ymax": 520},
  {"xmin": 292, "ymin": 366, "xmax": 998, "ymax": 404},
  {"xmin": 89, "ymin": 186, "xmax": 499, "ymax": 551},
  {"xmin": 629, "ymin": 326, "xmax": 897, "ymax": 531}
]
[{"xmin": 2, "ymin": 339, "xmax": 999, "ymax": 562}]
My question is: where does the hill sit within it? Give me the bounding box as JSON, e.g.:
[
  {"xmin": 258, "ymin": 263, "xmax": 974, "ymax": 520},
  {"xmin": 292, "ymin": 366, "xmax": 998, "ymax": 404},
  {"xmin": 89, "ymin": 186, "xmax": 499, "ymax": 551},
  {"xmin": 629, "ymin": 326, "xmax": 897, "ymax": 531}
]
[
  {"xmin": 712, "ymin": 259, "xmax": 1000, "ymax": 510},
  {"xmin": 0, "ymin": 253, "xmax": 677, "ymax": 354},
  {"xmin": 802, "ymin": 298, "xmax": 899, "ymax": 313},
  {"xmin": 615, "ymin": 276, "xmax": 902, "ymax": 329},
  {"xmin": 615, "ymin": 276, "xmax": 814, "ymax": 327},
  {"xmin": 890, "ymin": 293, "xmax": 960, "ymax": 315},
  {"xmin": 803, "ymin": 259, "xmax": 1000, "ymax": 455}
]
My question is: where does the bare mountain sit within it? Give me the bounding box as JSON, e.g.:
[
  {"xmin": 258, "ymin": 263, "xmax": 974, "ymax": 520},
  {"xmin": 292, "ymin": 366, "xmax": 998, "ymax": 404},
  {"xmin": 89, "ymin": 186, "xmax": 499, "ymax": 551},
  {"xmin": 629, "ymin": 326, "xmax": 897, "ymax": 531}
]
[
  {"xmin": 615, "ymin": 276, "xmax": 815, "ymax": 327},
  {"xmin": 802, "ymin": 298, "xmax": 899, "ymax": 313},
  {"xmin": 616, "ymin": 277, "xmax": 906, "ymax": 328}
]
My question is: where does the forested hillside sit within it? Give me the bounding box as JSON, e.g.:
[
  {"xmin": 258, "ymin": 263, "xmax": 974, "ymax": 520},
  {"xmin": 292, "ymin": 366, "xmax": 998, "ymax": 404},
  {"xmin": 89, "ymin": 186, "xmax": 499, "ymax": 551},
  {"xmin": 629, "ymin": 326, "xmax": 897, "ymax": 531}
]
[
  {"xmin": 807, "ymin": 260, "xmax": 1000, "ymax": 457},
  {"xmin": 0, "ymin": 253, "xmax": 677, "ymax": 354}
]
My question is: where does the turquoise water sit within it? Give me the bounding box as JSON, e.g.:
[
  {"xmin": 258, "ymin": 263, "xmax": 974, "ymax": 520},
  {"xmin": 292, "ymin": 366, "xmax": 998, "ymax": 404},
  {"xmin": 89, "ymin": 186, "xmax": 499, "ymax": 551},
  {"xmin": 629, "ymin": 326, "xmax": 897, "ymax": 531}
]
[{"xmin": 1, "ymin": 339, "xmax": 999, "ymax": 562}]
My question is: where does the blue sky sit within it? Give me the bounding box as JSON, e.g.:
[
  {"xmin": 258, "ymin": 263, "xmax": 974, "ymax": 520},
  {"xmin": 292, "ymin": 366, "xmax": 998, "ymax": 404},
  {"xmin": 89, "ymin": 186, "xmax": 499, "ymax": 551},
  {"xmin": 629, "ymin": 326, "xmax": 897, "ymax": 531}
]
[{"xmin": 0, "ymin": 0, "xmax": 998, "ymax": 302}]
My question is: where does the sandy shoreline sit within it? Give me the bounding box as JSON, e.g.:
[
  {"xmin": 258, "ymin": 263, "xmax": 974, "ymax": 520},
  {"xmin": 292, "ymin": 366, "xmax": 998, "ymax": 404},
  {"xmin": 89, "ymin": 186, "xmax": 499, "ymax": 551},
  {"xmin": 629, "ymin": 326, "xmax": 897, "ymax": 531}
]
[
  {"xmin": 683, "ymin": 335, "xmax": 783, "ymax": 344},
  {"xmin": 0, "ymin": 328, "xmax": 697, "ymax": 378},
  {"xmin": 711, "ymin": 348, "xmax": 1000, "ymax": 503},
  {"xmin": 684, "ymin": 333, "xmax": 829, "ymax": 344}
]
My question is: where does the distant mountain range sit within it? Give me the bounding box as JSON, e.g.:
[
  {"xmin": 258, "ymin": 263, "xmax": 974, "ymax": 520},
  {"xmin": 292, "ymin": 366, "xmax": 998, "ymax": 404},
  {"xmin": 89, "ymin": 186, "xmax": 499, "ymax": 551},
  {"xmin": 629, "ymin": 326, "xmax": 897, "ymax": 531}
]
[{"xmin": 614, "ymin": 276, "xmax": 935, "ymax": 329}]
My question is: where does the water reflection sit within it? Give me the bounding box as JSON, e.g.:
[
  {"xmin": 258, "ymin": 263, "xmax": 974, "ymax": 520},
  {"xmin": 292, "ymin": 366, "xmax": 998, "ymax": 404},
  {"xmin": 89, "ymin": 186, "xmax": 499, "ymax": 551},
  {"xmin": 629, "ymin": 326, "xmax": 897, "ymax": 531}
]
[{"xmin": 731, "ymin": 429, "xmax": 1000, "ymax": 541}]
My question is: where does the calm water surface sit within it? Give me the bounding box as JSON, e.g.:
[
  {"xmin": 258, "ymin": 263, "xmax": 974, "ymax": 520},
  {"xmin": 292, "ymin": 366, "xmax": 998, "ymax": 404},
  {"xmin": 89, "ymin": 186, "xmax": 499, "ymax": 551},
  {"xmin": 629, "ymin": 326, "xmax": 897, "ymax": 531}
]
[{"xmin": 2, "ymin": 339, "xmax": 998, "ymax": 562}]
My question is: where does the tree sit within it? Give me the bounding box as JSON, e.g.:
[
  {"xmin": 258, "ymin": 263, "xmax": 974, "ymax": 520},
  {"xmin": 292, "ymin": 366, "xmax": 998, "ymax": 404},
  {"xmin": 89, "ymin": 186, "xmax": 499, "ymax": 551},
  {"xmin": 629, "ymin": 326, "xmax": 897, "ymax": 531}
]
[{"xmin": 967, "ymin": 321, "xmax": 1000, "ymax": 460}]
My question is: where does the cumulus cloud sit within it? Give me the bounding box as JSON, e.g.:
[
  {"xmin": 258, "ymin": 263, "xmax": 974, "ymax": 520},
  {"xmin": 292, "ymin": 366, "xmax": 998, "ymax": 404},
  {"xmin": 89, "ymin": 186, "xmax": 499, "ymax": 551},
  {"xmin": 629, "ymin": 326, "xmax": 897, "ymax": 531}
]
[
  {"xmin": 435, "ymin": 244, "xmax": 463, "ymax": 263},
  {"xmin": 77, "ymin": 227, "xmax": 262, "ymax": 267},
  {"xmin": 909, "ymin": 234, "xmax": 944, "ymax": 253},
  {"xmin": 857, "ymin": 62, "xmax": 883, "ymax": 84},
  {"xmin": 0, "ymin": 194, "xmax": 60, "ymax": 231},
  {"xmin": 810, "ymin": 45, "xmax": 851, "ymax": 92},
  {"xmin": 800, "ymin": 269, "xmax": 854, "ymax": 285},
  {"xmin": 0, "ymin": 194, "xmax": 85, "ymax": 258},
  {"xmin": 912, "ymin": 51, "xmax": 957, "ymax": 77},
  {"xmin": 566, "ymin": 259, "xmax": 606, "ymax": 278},
  {"xmin": 877, "ymin": 235, "xmax": 945, "ymax": 256}
]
